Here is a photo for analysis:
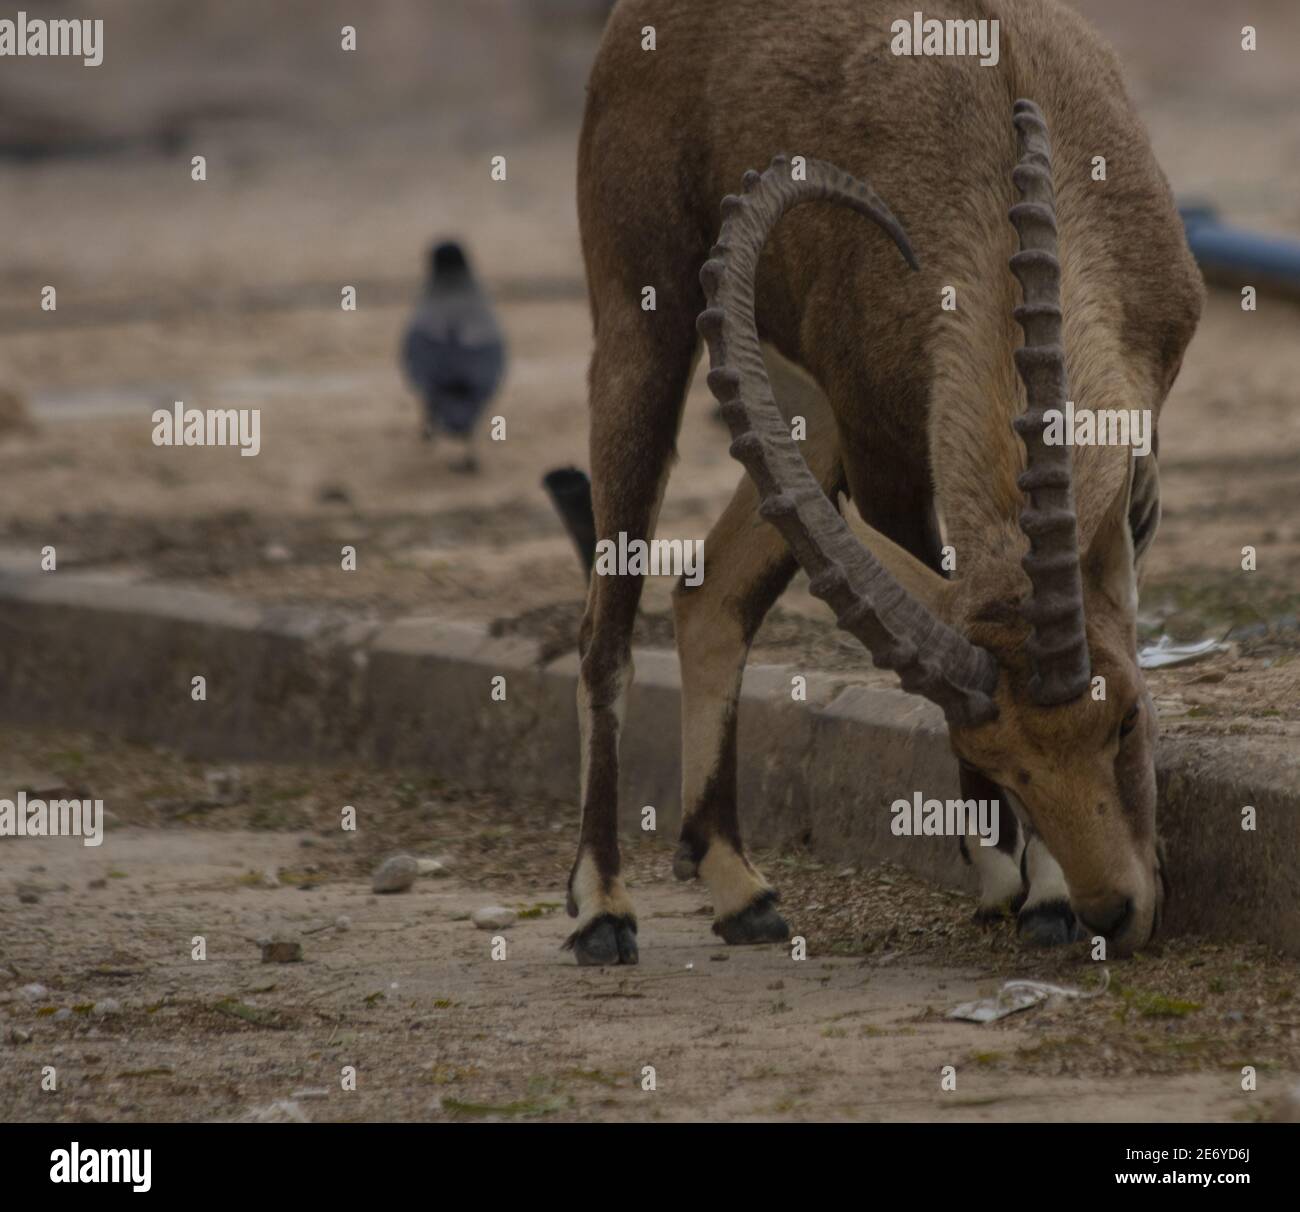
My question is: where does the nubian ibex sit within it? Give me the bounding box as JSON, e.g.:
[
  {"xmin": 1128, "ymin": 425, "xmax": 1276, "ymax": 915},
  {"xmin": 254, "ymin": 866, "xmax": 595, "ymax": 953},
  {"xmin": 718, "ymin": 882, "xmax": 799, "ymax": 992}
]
[{"xmin": 564, "ymin": 0, "xmax": 1202, "ymax": 964}]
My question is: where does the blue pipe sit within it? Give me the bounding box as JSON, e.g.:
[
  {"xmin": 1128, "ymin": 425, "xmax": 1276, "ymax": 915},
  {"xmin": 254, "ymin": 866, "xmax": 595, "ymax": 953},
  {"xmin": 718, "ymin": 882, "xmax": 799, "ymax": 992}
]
[{"xmin": 1178, "ymin": 204, "xmax": 1300, "ymax": 300}]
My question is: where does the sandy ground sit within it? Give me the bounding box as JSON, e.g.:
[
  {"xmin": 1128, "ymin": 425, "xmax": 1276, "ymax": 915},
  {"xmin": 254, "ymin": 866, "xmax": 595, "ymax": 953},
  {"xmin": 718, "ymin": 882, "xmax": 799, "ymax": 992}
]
[
  {"xmin": 2, "ymin": 729, "xmax": 1298, "ymax": 1123},
  {"xmin": 0, "ymin": 1, "xmax": 1297, "ymax": 1125}
]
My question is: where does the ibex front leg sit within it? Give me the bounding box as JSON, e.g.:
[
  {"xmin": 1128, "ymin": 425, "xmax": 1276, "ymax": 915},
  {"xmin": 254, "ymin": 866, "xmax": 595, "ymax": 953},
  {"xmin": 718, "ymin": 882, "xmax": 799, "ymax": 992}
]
[{"xmin": 564, "ymin": 310, "xmax": 696, "ymax": 966}]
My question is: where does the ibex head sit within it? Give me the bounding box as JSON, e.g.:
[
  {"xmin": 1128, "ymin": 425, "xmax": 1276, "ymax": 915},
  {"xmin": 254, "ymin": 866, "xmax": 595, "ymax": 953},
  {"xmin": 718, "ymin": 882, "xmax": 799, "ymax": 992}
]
[{"xmin": 698, "ymin": 99, "xmax": 1164, "ymax": 953}]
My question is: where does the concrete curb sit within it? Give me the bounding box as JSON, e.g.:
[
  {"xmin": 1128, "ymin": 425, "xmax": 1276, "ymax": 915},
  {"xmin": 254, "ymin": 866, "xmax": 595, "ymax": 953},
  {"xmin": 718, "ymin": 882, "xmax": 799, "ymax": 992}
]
[{"xmin": 1, "ymin": 571, "xmax": 1296, "ymax": 952}]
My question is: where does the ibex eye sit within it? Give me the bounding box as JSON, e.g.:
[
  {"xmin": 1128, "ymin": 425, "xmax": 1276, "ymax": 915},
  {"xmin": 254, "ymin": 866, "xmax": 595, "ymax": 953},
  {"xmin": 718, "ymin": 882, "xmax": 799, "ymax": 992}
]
[{"xmin": 1120, "ymin": 704, "xmax": 1140, "ymax": 738}]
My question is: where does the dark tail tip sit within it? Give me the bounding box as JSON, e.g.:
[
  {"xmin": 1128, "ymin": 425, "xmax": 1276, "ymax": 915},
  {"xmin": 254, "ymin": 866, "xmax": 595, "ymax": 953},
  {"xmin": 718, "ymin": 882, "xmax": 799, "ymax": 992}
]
[{"xmin": 542, "ymin": 466, "xmax": 597, "ymax": 576}]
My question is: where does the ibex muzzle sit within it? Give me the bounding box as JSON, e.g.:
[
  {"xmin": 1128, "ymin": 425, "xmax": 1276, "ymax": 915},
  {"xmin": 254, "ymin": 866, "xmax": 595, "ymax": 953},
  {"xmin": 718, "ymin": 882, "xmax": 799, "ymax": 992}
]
[{"xmin": 565, "ymin": 0, "xmax": 1201, "ymax": 965}]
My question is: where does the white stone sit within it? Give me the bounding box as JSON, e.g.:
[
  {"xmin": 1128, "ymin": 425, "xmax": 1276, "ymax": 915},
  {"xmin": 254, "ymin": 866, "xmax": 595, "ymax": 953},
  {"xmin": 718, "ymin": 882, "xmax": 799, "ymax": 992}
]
[
  {"xmin": 471, "ymin": 906, "xmax": 516, "ymax": 930},
  {"xmin": 372, "ymin": 855, "xmax": 419, "ymax": 894}
]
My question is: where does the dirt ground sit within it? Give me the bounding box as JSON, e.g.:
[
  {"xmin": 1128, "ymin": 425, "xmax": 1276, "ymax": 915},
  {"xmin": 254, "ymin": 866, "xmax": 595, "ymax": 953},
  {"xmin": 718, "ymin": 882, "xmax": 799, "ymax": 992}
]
[
  {"xmin": 2, "ymin": 728, "xmax": 1297, "ymax": 1123},
  {"xmin": 0, "ymin": 1, "xmax": 1297, "ymax": 1125}
]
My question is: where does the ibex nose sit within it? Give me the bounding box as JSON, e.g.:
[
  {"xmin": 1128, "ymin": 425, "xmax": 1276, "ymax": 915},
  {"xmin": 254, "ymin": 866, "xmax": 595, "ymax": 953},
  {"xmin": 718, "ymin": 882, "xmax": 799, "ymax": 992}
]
[{"xmin": 1077, "ymin": 896, "xmax": 1133, "ymax": 939}]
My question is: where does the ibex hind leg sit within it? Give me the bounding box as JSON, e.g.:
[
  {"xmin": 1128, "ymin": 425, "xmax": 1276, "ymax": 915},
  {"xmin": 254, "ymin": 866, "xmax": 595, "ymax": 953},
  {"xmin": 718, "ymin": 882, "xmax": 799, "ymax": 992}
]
[
  {"xmin": 564, "ymin": 308, "xmax": 696, "ymax": 966},
  {"xmin": 671, "ymin": 475, "xmax": 799, "ymax": 946},
  {"xmin": 957, "ymin": 765, "xmax": 1026, "ymax": 922},
  {"xmin": 672, "ymin": 351, "xmax": 846, "ymax": 946},
  {"xmin": 957, "ymin": 770, "xmax": 1080, "ymax": 945},
  {"xmin": 1017, "ymin": 831, "xmax": 1085, "ymax": 946},
  {"xmin": 956, "ymin": 778, "xmax": 1081, "ymax": 944}
]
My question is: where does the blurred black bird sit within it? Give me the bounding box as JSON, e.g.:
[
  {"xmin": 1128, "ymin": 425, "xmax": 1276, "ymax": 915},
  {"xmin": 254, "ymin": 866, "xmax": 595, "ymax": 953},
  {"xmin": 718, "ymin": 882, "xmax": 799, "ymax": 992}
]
[{"xmin": 401, "ymin": 240, "xmax": 505, "ymax": 473}]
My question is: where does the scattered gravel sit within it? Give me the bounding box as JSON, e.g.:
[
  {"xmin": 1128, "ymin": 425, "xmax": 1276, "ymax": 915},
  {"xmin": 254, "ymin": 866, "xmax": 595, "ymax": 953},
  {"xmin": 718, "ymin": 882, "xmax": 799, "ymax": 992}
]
[{"xmin": 372, "ymin": 855, "xmax": 419, "ymax": 894}]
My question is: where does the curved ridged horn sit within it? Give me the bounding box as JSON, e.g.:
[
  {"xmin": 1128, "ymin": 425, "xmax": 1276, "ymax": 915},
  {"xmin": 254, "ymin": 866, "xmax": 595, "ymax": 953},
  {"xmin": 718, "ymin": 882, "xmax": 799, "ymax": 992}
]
[
  {"xmin": 1008, "ymin": 99, "xmax": 1090, "ymax": 705},
  {"xmin": 697, "ymin": 156, "xmax": 999, "ymax": 727}
]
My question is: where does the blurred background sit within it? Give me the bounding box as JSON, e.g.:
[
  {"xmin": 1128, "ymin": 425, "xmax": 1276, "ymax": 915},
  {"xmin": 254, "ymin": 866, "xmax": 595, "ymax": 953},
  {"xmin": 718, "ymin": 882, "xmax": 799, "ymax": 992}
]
[
  {"xmin": 2, "ymin": 2, "xmax": 1297, "ymax": 1125},
  {"xmin": 0, "ymin": 0, "xmax": 1296, "ymax": 717}
]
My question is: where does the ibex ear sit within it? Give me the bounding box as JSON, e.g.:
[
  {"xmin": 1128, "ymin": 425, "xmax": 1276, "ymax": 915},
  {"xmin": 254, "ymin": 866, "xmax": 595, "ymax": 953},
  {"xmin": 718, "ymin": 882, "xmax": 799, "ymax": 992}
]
[
  {"xmin": 842, "ymin": 508, "xmax": 957, "ymax": 620},
  {"xmin": 1083, "ymin": 458, "xmax": 1137, "ymax": 614}
]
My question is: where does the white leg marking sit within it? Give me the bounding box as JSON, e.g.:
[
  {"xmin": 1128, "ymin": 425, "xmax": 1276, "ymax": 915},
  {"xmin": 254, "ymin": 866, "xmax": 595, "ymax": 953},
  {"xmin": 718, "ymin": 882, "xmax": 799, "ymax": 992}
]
[
  {"xmin": 1021, "ymin": 833, "xmax": 1071, "ymax": 910},
  {"xmin": 969, "ymin": 833, "xmax": 1025, "ymax": 912},
  {"xmin": 698, "ymin": 845, "xmax": 769, "ymax": 919},
  {"xmin": 569, "ymin": 850, "xmax": 635, "ymax": 932}
]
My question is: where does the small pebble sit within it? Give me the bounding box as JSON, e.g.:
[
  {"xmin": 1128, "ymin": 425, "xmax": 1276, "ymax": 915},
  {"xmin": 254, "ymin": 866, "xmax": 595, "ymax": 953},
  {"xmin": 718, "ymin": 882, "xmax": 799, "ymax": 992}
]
[
  {"xmin": 91, "ymin": 999, "xmax": 121, "ymax": 1017},
  {"xmin": 372, "ymin": 855, "xmax": 419, "ymax": 894},
  {"xmin": 16, "ymin": 884, "xmax": 41, "ymax": 904},
  {"xmin": 471, "ymin": 906, "xmax": 516, "ymax": 930},
  {"xmin": 334, "ymin": 915, "xmax": 352, "ymax": 932},
  {"xmin": 415, "ymin": 858, "xmax": 445, "ymax": 877},
  {"xmin": 7, "ymin": 1027, "xmax": 32, "ymax": 1044},
  {"xmin": 53, "ymin": 1008, "xmax": 73, "ymax": 1022},
  {"xmin": 260, "ymin": 868, "xmax": 281, "ymax": 889},
  {"xmin": 18, "ymin": 983, "xmax": 48, "ymax": 1001}
]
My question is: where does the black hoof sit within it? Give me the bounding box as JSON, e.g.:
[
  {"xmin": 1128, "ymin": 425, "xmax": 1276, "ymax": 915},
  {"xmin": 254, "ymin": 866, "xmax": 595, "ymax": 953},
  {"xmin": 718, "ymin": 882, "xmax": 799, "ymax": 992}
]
[
  {"xmin": 1017, "ymin": 900, "xmax": 1084, "ymax": 947},
  {"xmin": 672, "ymin": 842, "xmax": 699, "ymax": 882},
  {"xmin": 563, "ymin": 913, "xmax": 638, "ymax": 966},
  {"xmin": 713, "ymin": 890, "xmax": 790, "ymax": 945}
]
